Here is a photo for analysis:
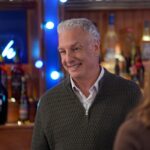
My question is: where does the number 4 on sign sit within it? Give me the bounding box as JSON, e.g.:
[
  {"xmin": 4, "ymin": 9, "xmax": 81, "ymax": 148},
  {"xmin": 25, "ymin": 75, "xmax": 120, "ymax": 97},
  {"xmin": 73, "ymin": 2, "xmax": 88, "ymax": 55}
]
[{"xmin": 2, "ymin": 40, "xmax": 16, "ymax": 59}]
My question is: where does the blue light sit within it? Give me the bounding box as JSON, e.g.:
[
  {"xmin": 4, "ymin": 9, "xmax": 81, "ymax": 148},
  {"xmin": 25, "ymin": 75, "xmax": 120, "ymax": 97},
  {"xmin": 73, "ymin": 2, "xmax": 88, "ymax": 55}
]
[
  {"xmin": 2, "ymin": 40, "xmax": 16, "ymax": 59},
  {"xmin": 2, "ymin": 40, "xmax": 14, "ymax": 57},
  {"xmin": 32, "ymin": 40, "xmax": 40, "ymax": 59},
  {"xmin": 44, "ymin": 0, "xmax": 60, "ymax": 89},
  {"xmin": 35, "ymin": 60, "xmax": 43, "ymax": 69},
  {"xmin": 50, "ymin": 71, "xmax": 61, "ymax": 80},
  {"xmin": 45, "ymin": 21, "xmax": 54, "ymax": 29},
  {"xmin": 7, "ymin": 48, "xmax": 16, "ymax": 59},
  {"xmin": 60, "ymin": 0, "xmax": 68, "ymax": 3}
]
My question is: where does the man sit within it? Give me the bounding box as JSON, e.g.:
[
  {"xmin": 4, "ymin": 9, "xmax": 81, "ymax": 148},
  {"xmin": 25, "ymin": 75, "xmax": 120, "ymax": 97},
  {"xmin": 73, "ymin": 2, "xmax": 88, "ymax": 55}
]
[{"xmin": 31, "ymin": 18, "xmax": 142, "ymax": 150}]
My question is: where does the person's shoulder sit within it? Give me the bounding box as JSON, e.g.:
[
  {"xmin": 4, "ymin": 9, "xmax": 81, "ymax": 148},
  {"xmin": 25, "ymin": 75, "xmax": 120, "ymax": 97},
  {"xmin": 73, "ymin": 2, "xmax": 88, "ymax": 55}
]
[
  {"xmin": 46, "ymin": 77, "xmax": 69, "ymax": 93},
  {"xmin": 113, "ymin": 118, "xmax": 145, "ymax": 150},
  {"xmin": 38, "ymin": 78, "xmax": 69, "ymax": 106},
  {"xmin": 104, "ymin": 69, "xmax": 140, "ymax": 89},
  {"xmin": 117, "ymin": 118, "xmax": 144, "ymax": 136}
]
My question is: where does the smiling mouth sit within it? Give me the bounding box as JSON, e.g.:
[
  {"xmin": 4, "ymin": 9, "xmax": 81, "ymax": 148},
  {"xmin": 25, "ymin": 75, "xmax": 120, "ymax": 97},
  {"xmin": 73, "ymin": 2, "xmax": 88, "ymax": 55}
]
[{"xmin": 67, "ymin": 63, "xmax": 81, "ymax": 71}]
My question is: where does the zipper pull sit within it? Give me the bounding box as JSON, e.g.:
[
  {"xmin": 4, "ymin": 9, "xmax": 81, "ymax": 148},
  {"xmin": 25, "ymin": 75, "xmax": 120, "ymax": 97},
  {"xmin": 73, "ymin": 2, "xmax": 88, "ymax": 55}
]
[{"xmin": 85, "ymin": 109, "xmax": 88, "ymax": 116}]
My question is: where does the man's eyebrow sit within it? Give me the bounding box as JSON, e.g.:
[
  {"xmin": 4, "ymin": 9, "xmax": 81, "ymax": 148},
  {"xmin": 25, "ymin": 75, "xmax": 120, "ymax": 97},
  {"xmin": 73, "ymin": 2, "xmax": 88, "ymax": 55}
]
[
  {"xmin": 58, "ymin": 42, "xmax": 82, "ymax": 51},
  {"xmin": 71, "ymin": 42, "xmax": 82, "ymax": 48}
]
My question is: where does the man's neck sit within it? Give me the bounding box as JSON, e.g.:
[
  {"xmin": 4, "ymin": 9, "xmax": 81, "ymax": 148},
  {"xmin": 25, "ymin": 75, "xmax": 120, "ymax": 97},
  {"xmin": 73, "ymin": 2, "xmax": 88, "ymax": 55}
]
[{"xmin": 72, "ymin": 67, "xmax": 101, "ymax": 97}]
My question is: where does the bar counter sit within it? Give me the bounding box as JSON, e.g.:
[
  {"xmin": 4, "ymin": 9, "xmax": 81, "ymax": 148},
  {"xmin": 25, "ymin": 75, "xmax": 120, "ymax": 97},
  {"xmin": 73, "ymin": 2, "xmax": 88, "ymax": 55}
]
[{"xmin": 0, "ymin": 123, "xmax": 33, "ymax": 150}]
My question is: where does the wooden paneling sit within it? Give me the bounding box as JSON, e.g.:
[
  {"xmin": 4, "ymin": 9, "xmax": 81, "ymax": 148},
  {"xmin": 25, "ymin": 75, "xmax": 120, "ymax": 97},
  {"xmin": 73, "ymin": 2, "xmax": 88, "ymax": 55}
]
[
  {"xmin": 0, "ymin": 124, "xmax": 33, "ymax": 150},
  {"xmin": 64, "ymin": 1, "xmax": 150, "ymax": 10},
  {"xmin": 0, "ymin": 1, "xmax": 37, "ymax": 10},
  {"xmin": 63, "ymin": 9, "xmax": 150, "ymax": 54}
]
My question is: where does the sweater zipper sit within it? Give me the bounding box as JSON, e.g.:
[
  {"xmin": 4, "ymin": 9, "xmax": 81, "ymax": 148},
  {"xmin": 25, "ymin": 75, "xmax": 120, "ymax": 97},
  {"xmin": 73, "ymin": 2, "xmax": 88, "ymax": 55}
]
[
  {"xmin": 84, "ymin": 101, "xmax": 94, "ymax": 121},
  {"xmin": 85, "ymin": 109, "xmax": 89, "ymax": 122},
  {"xmin": 85, "ymin": 109, "xmax": 88, "ymax": 116}
]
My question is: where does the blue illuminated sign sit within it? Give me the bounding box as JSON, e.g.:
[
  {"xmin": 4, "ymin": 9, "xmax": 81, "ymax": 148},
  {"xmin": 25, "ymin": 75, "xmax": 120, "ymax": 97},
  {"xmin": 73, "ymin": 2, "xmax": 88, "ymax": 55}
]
[
  {"xmin": 0, "ymin": 35, "xmax": 24, "ymax": 63},
  {"xmin": 0, "ymin": 10, "xmax": 27, "ymax": 63},
  {"xmin": 2, "ymin": 40, "xmax": 16, "ymax": 59}
]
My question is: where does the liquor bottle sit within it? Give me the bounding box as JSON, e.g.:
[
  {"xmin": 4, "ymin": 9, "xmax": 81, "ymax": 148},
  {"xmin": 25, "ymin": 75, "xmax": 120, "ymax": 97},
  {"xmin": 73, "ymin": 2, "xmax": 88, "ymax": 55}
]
[
  {"xmin": 11, "ymin": 53, "xmax": 24, "ymax": 103},
  {"xmin": 141, "ymin": 20, "xmax": 150, "ymax": 60},
  {"xmin": 130, "ymin": 44, "xmax": 137, "ymax": 67},
  {"xmin": 27, "ymin": 75, "xmax": 38, "ymax": 122},
  {"xmin": 28, "ymin": 97, "xmax": 37, "ymax": 122},
  {"xmin": 7, "ymin": 97, "xmax": 19, "ymax": 123},
  {"xmin": 104, "ymin": 13, "xmax": 119, "ymax": 62},
  {"xmin": 134, "ymin": 52, "xmax": 145, "ymax": 88},
  {"xmin": 19, "ymin": 76, "xmax": 29, "ymax": 123},
  {"xmin": 122, "ymin": 28, "xmax": 135, "ymax": 57},
  {"xmin": 129, "ymin": 60, "xmax": 138, "ymax": 84},
  {"xmin": 122, "ymin": 28, "xmax": 135, "ymax": 75},
  {"xmin": 114, "ymin": 58, "xmax": 120, "ymax": 75},
  {"xmin": 0, "ymin": 66, "xmax": 8, "ymax": 125},
  {"xmin": 129, "ymin": 46, "xmax": 144, "ymax": 86},
  {"xmin": 0, "ymin": 56, "xmax": 8, "ymax": 90}
]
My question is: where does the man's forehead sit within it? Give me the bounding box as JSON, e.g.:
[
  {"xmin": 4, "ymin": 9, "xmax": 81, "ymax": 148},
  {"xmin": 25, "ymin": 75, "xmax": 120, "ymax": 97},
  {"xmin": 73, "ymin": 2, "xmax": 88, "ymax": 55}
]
[{"xmin": 58, "ymin": 42, "xmax": 82, "ymax": 50}]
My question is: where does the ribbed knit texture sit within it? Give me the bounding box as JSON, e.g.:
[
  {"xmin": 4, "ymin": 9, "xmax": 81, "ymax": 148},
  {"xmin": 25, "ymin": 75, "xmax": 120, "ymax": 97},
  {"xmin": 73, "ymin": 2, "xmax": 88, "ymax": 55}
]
[{"xmin": 31, "ymin": 70, "xmax": 142, "ymax": 150}]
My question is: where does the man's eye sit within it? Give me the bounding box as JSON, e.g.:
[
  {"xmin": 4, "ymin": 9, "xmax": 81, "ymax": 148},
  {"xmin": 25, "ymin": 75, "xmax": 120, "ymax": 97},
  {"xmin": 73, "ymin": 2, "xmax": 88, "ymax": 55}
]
[
  {"xmin": 59, "ymin": 50, "xmax": 66, "ymax": 55},
  {"xmin": 73, "ymin": 47, "xmax": 81, "ymax": 51}
]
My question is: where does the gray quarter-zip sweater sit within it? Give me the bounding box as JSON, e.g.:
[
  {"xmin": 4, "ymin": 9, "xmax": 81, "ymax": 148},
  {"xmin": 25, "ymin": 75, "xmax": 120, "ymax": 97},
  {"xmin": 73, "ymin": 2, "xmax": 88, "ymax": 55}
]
[{"xmin": 31, "ymin": 70, "xmax": 142, "ymax": 150}]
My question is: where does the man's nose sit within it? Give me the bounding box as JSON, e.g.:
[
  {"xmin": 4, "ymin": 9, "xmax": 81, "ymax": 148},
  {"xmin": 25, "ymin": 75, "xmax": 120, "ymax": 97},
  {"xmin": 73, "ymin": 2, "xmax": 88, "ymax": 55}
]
[{"xmin": 65, "ymin": 51, "xmax": 73, "ymax": 62}]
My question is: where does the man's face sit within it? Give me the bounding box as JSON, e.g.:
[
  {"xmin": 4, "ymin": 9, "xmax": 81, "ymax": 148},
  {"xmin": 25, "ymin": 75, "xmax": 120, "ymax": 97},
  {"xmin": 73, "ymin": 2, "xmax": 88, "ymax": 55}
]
[{"xmin": 58, "ymin": 27, "xmax": 100, "ymax": 80}]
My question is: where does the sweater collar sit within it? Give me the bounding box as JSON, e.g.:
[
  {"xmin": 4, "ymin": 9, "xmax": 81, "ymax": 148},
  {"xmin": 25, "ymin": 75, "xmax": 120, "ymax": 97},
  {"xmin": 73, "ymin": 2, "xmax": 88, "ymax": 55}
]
[
  {"xmin": 70, "ymin": 67, "xmax": 104, "ymax": 93},
  {"xmin": 64, "ymin": 67, "xmax": 111, "ymax": 92}
]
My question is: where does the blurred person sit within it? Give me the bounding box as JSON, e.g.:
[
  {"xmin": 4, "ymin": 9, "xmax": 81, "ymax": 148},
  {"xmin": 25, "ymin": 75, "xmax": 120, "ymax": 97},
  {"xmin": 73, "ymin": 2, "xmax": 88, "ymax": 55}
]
[
  {"xmin": 31, "ymin": 18, "xmax": 142, "ymax": 150},
  {"xmin": 113, "ymin": 92, "xmax": 150, "ymax": 150}
]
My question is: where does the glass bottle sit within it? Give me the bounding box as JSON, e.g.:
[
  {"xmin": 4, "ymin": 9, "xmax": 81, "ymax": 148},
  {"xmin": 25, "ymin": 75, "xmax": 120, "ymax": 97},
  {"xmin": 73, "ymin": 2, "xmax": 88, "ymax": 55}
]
[
  {"xmin": 104, "ymin": 13, "xmax": 119, "ymax": 62},
  {"xmin": 122, "ymin": 28, "xmax": 136, "ymax": 75},
  {"xmin": 7, "ymin": 97, "xmax": 19, "ymax": 123},
  {"xmin": 19, "ymin": 76, "xmax": 29, "ymax": 123},
  {"xmin": 0, "ymin": 65, "xmax": 8, "ymax": 125},
  {"xmin": 114, "ymin": 58, "xmax": 120, "ymax": 76},
  {"xmin": 134, "ymin": 52, "xmax": 145, "ymax": 88},
  {"xmin": 129, "ymin": 60, "xmax": 138, "ymax": 84},
  {"xmin": 11, "ymin": 52, "xmax": 24, "ymax": 103},
  {"xmin": 141, "ymin": 20, "xmax": 150, "ymax": 60},
  {"xmin": 0, "ymin": 55, "xmax": 8, "ymax": 90},
  {"xmin": 142, "ymin": 21, "xmax": 150, "ymax": 42},
  {"xmin": 28, "ymin": 97, "xmax": 37, "ymax": 123},
  {"xmin": 27, "ymin": 75, "xmax": 38, "ymax": 123}
]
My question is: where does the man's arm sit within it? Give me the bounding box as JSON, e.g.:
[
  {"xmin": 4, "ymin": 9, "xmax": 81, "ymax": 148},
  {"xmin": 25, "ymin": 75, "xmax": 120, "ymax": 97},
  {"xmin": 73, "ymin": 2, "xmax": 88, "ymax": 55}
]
[{"xmin": 31, "ymin": 101, "xmax": 50, "ymax": 150}]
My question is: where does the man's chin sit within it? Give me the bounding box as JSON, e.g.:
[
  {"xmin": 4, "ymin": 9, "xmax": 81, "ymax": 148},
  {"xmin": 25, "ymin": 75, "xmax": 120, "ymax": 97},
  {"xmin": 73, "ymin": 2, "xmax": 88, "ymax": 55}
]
[{"xmin": 69, "ymin": 73, "xmax": 80, "ymax": 79}]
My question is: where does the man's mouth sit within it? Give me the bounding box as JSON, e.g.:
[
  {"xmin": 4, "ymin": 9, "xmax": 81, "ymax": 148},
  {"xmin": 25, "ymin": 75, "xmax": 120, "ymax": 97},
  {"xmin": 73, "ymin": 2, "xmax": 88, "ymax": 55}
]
[{"xmin": 67, "ymin": 63, "xmax": 81, "ymax": 71}]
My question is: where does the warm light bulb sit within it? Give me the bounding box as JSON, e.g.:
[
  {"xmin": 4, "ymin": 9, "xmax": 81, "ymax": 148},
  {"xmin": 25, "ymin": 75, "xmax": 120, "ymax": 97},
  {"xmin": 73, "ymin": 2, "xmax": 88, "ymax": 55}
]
[{"xmin": 142, "ymin": 35, "xmax": 150, "ymax": 41}]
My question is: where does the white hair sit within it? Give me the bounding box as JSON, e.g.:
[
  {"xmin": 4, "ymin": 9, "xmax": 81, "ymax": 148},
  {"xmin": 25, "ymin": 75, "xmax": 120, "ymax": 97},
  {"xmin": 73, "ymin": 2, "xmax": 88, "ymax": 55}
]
[{"xmin": 57, "ymin": 18, "xmax": 100, "ymax": 42}]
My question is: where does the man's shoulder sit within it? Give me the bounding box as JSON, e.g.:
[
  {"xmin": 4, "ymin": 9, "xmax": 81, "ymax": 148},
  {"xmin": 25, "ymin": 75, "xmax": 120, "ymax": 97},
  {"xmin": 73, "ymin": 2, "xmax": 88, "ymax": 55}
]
[
  {"xmin": 103, "ymin": 69, "xmax": 139, "ymax": 89},
  {"xmin": 43, "ymin": 78, "xmax": 69, "ymax": 97},
  {"xmin": 102, "ymin": 69, "xmax": 142, "ymax": 100}
]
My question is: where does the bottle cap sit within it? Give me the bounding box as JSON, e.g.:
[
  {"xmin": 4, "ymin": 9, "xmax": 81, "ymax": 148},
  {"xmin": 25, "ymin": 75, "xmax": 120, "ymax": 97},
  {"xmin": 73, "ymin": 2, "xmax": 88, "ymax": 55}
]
[{"xmin": 109, "ymin": 13, "xmax": 115, "ymax": 25}]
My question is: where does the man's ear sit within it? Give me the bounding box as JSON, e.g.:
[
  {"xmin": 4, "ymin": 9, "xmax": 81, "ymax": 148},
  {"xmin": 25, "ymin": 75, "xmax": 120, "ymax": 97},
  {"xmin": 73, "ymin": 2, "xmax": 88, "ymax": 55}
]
[{"xmin": 94, "ymin": 41, "xmax": 100, "ymax": 56}]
